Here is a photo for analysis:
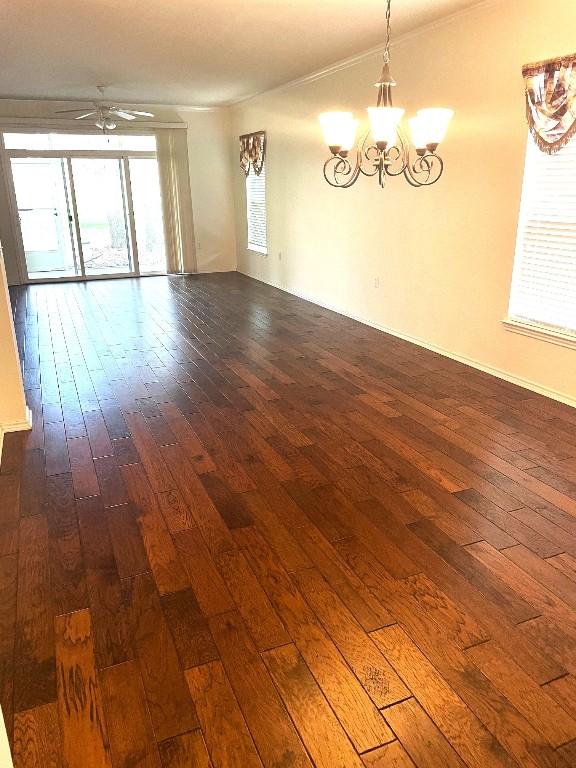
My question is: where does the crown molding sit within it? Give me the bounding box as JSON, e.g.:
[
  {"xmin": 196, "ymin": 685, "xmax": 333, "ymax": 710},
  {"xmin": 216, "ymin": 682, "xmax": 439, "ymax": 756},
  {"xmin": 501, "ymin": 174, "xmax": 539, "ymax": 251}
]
[
  {"xmin": 0, "ymin": 96, "xmax": 224, "ymax": 112},
  {"xmin": 227, "ymin": 0, "xmax": 500, "ymax": 108},
  {"xmin": 173, "ymin": 105, "xmax": 224, "ymax": 113}
]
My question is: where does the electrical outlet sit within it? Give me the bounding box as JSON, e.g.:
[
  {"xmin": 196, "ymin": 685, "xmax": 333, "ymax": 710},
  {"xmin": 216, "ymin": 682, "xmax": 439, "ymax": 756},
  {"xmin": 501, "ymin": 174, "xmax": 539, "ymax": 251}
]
[
  {"xmin": 374, "ymin": 276, "xmax": 380, "ymax": 288},
  {"xmin": 278, "ymin": 251, "xmax": 283, "ymax": 261}
]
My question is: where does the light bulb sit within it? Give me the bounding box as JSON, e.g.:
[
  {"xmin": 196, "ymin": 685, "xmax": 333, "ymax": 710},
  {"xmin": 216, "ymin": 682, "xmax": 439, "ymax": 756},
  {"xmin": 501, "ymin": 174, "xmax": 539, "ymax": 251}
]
[
  {"xmin": 367, "ymin": 107, "xmax": 404, "ymax": 147},
  {"xmin": 415, "ymin": 108, "xmax": 454, "ymax": 146},
  {"xmin": 319, "ymin": 112, "xmax": 357, "ymax": 153}
]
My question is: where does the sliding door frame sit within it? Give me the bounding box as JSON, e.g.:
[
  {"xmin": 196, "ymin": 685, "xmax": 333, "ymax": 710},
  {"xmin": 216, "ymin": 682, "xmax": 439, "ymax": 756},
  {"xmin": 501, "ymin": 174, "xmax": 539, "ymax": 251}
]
[
  {"xmin": 2, "ymin": 140, "xmax": 165, "ymax": 284},
  {"xmin": 65, "ymin": 157, "xmax": 85, "ymax": 278},
  {"xmin": 121, "ymin": 156, "xmax": 141, "ymax": 277}
]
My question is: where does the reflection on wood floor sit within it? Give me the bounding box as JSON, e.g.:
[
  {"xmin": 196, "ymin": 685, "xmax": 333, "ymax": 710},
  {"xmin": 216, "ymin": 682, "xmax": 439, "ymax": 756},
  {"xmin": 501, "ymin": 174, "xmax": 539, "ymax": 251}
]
[{"xmin": 2, "ymin": 272, "xmax": 576, "ymax": 767}]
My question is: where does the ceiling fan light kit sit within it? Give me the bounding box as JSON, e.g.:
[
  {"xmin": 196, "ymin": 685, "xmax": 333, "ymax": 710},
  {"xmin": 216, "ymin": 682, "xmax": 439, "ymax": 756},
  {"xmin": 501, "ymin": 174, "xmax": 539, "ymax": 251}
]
[
  {"xmin": 94, "ymin": 116, "xmax": 116, "ymax": 131},
  {"xmin": 55, "ymin": 86, "xmax": 154, "ymax": 133},
  {"xmin": 319, "ymin": 0, "xmax": 453, "ymax": 188}
]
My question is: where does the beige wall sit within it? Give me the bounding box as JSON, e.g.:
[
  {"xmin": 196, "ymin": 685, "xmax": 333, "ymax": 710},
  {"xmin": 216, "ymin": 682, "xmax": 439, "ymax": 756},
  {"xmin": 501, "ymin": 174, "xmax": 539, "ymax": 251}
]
[
  {"xmin": 0, "ymin": 157, "xmax": 21, "ymax": 285},
  {"xmin": 0, "ymin": 245, "xmax": 30, "ymax": 451},
  {"xmin": 0, "ymin": 101, "xmax": 236, "ymax": 283},
  {"xmin": 180, "ymin": 109, "xmax": 237, "ymax": 272},
  {"xmin": 230, "ymin": 0, "xmax": 576, "ymax": 405}
]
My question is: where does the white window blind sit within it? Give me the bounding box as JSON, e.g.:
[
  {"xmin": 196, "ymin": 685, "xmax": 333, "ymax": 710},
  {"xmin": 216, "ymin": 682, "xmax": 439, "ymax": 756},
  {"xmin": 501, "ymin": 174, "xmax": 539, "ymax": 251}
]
[
  {"xmin": 508, "ymin": 132, "xmax": 576, "ymax": 334},
  {"xmin": 246, "ymin": 163, "xmax": 267, "ymax": 253}
]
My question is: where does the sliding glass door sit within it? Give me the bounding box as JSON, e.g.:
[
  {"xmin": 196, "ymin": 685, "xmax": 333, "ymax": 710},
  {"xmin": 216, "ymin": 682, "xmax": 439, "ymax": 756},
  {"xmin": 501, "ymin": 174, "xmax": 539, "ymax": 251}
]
[
  {"xmin": 11, "ymin": 157, "xmax": 80, "ymax": 280},
  {"xmin": 72, "ymin": 158, "xmax": 132, "ymax": 276},
  {"xmin": 5, "ymin": 133, "xmax": 167, "ymax": 282}
]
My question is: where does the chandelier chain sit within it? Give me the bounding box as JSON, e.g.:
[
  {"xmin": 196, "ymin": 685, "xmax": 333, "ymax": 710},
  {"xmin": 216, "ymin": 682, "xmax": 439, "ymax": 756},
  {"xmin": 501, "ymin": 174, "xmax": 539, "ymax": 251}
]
[{"xmin": 383, "ymin": 0, "xmax": 392, "ymax": 63}]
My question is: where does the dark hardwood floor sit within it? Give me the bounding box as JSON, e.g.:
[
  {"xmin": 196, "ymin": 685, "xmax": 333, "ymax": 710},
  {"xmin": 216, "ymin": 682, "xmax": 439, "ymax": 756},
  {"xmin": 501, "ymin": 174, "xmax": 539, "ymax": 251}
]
[{"xmin": 2, "ymin": 272, "xmax": 576, "ymax": 767}]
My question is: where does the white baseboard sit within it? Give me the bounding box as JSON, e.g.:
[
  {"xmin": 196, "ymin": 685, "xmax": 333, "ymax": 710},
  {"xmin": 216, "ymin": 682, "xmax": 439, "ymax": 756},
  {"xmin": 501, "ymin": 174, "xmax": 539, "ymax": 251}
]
[
  {"xmin": 237, "ymin": 268, "xmax": 576, "ymax": 410},
  {"xmin": 1, "ymin": 406, "xmax": 33, "ymax": 433},
  {"xmin": 0, "ymin": 406, "xmax": 33, "ymax": 466},
  {"xmin": 174, "ymin": 269, "xmax": 237, "ymax": 276}
]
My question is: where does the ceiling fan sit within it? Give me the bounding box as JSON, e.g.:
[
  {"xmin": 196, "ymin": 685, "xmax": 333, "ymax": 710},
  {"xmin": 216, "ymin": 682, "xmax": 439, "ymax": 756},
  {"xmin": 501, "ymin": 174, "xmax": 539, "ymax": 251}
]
[{"xmin": 54, "ymin": 86, "xmax": 154, "ymax": 132}]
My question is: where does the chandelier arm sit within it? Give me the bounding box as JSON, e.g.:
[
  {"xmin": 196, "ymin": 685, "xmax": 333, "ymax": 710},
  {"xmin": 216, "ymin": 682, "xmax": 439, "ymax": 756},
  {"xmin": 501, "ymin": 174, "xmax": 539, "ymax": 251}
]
[
  {"xmin": 323, "ymin": 155, "xmax": 362, "ymax": 188},
  {"xmin": 403, "ymin": 152, "xmax": 444, "ymax": 186},
  {"xmin": 383, "ymin": 143, "xmax": 409, "ymax": 177},
  {"xmin": 359, "ymin": 163, "xmax": 380, "ymax": 178},
  {"xmin": 381, "ymin": 128, "xmax": 410, "ymax": 177},
  {"xmin": 402, "ymin": 166, "xmax": 429, "ymax": 188},
  {"xmin": 359, "ymin": 132, "xmax": 383, "ymax": 176}
]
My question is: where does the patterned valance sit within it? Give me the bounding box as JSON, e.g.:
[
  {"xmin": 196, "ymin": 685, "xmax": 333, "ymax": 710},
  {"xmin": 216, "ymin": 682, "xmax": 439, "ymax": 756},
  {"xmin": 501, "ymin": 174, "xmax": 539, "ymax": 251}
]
[
  {"xmin": 240, "ymin": 131, "xmax": 266, "ymax": 176},
  {"xmin": 523, "ymin": 53, "xmax": 576, "ymax": 154}
]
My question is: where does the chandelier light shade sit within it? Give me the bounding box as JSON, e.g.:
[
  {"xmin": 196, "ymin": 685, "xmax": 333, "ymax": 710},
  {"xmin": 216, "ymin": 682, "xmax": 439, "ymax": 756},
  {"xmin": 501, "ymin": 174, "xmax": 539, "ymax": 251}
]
[
  {"xmin": 319, "ymin": 0, "xmax": 453, "ymax": 189},
  {"xmin": 416, "ymin": 108, "xmax": 454, "ymax": 146},
  {"xmin": 367, "ymin": 107, "xmax": 404, "ymax": 147},
  {"xmin": 408, "ymin": 115, "xmax": 428, "ymax": 150},
  {"xmin": 318, "ymin": 112, "xmax": 358, "ymax": 153}
]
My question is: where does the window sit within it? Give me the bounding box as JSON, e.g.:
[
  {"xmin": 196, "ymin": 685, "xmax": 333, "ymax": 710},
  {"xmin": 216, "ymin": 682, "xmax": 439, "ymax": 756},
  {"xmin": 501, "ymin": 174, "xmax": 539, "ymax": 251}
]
[
  {"xmin": 246, "ymin": 163, "xmax": 267, "ymax": 253},
  {"xmin": 508, "ymin": 133, "xmax": 576, "ymax": 336}
]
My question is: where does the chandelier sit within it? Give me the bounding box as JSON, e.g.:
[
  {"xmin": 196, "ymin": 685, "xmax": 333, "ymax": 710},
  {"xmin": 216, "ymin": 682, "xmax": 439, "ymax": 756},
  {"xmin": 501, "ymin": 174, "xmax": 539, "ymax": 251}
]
[{"xmin": 319, "ymin": 0, "xmax": 453, "ymax": 188}]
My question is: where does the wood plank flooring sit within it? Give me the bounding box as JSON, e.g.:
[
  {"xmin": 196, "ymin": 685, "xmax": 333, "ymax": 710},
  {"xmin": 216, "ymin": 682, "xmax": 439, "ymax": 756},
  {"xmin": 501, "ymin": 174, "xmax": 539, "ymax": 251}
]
[{"xmin": 2, "ymin": 272, "xmax": 576, "ymax": 767}]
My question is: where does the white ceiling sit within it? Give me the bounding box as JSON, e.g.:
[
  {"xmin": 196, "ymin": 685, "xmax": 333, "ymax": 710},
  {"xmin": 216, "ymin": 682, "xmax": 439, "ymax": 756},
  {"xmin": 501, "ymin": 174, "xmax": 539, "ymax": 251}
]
[{"xmin": 1, "ymin": 0, "xmax": 481, "ymax": 107}]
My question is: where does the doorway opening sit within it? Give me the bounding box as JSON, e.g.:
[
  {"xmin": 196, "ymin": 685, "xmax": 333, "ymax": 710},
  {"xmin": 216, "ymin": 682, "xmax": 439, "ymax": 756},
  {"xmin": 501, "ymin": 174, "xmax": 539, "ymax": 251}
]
[{"xmin": 3, "ymin": 132, "xmax": 166, "ymax": 281}]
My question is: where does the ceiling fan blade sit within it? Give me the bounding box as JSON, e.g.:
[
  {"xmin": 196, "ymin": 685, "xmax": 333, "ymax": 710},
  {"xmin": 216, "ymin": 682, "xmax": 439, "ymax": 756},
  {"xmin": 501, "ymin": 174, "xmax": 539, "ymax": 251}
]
[
  {"xmin": 54, "ymin": 108, "xmax": 95, "ymax": 113},
  {"xmin": 125, "ymin": 110, "xmax": 155, "ymax": 117},
  {"xmin": 110, "ymin": 110, "xmax": 137, "ymax": 120},
  {"xmin": 74, "ymin": 112, "xmax": 98, "ymax": 119}
]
